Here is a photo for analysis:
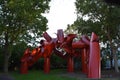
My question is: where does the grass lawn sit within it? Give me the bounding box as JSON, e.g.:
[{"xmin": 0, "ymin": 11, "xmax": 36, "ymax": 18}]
[
  {"xmin": 11, "ymin": 69, "xmax": 78, "ymax": 80},
  {"xmin": 1, "ymin": 69, "xmax": 119, "ymax": 80}
]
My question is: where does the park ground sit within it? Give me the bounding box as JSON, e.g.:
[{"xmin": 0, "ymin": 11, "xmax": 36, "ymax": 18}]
[{"xmin": 0, "ymin": 69, "xmax": 120, "ymax": 80}]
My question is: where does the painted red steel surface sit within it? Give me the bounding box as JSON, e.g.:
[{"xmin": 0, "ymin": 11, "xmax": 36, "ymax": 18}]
[
  {"xmin": 57, "ymin": 29, "xmax": 64, "ymax": 43},
  {"xmin": 67, "ymin": 57, "xmax": 74, "ymax": 72},
  {"xmin": 44, "ymin": 57, "xmax": 50, "ymax": 73},
  {"xmin": 81, "ymin": 48, "xmax": 88, "ymax": 74},
  {"xmin": 20, "ymin": 29, "xmax": 101, "ymax": 79},
  {"xmin": 88, "ymin": 32, "xmax": 101, "ymax": 78},
  {"xmin": 20, "ymin": 61, "xmax": 28, "ymax": 74}
]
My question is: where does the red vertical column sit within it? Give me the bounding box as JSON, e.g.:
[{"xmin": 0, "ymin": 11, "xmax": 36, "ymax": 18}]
[
  {"xmin": 44, "ymin": 57, "xmax": 50, "ymax": 74},
  {"xmin": 67, "ymin": 56, "xmax": 74, "ymax": 72},
  {"xmin": 81, "ymin": 48, "xmax": 88, "ymax": 74},
  {"xmin": 88, "ymin": 32, "xmax": 101, "ymax": 79},
  {"xmin": 20, "ymin": 61, "xmax": 28, "ymax": 74}
]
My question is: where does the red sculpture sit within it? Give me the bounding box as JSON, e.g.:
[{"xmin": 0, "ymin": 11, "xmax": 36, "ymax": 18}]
[{"xmin": 20, "ymin": 29, "xmax": 101, "ymax": 79}]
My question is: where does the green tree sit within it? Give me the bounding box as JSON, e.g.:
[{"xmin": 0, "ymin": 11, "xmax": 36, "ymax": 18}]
[
  {"xmin": 66, "ymin": 0, "xmax": 120, "ymax": 72},
  {"xmin": 9, "ymin": 41, "xmax": 28, "ymax": 71},
  {"xmin": 0, "ymin": 0, "xmax": 51, "ymax": 73}
]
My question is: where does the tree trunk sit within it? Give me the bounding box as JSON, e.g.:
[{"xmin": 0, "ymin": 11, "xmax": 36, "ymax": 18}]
[
  {"xmin": 110, "ymin": 53, "xmax": 113, "ymax": 68},
  {"xmin": 4, "ymin": 50, "xmax": 9, "ymax": 73},
  {"xmin": 3, "ymin": 32, "xmax": 10, "ymax": 73},
  {"xmin": 112, "ymin": 49, "xmax": 119, "ymax": 72},
  {"xmin": 105, "ymin": 27, "xmax": 119, "ymax": 72}
]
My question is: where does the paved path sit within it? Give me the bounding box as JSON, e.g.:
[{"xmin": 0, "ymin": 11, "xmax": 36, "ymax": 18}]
[
  {"xmin": 58, "ymin": 70, "xmax": 120, "ymax": 79},
  {"xmin": 0, "ymin": 74, "xmax": 15, "ymax": 80}
]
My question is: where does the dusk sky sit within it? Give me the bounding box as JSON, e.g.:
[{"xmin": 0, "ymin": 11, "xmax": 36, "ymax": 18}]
[{"xmin": 45, "ymin": 0, "xmax": 77, "ymax": 37}]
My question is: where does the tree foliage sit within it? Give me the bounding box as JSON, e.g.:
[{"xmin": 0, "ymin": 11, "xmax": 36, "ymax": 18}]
[
  {"xmin": 0, "ymin": 0, "xmax": 50, "ymax": 45},
  {"xmin": 0, "ymin": 0, "xmax": 51, "ymax": 73},
  {"xmin": 65, "ymin": 0, "xmax": 120, "ymax": 72}
]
